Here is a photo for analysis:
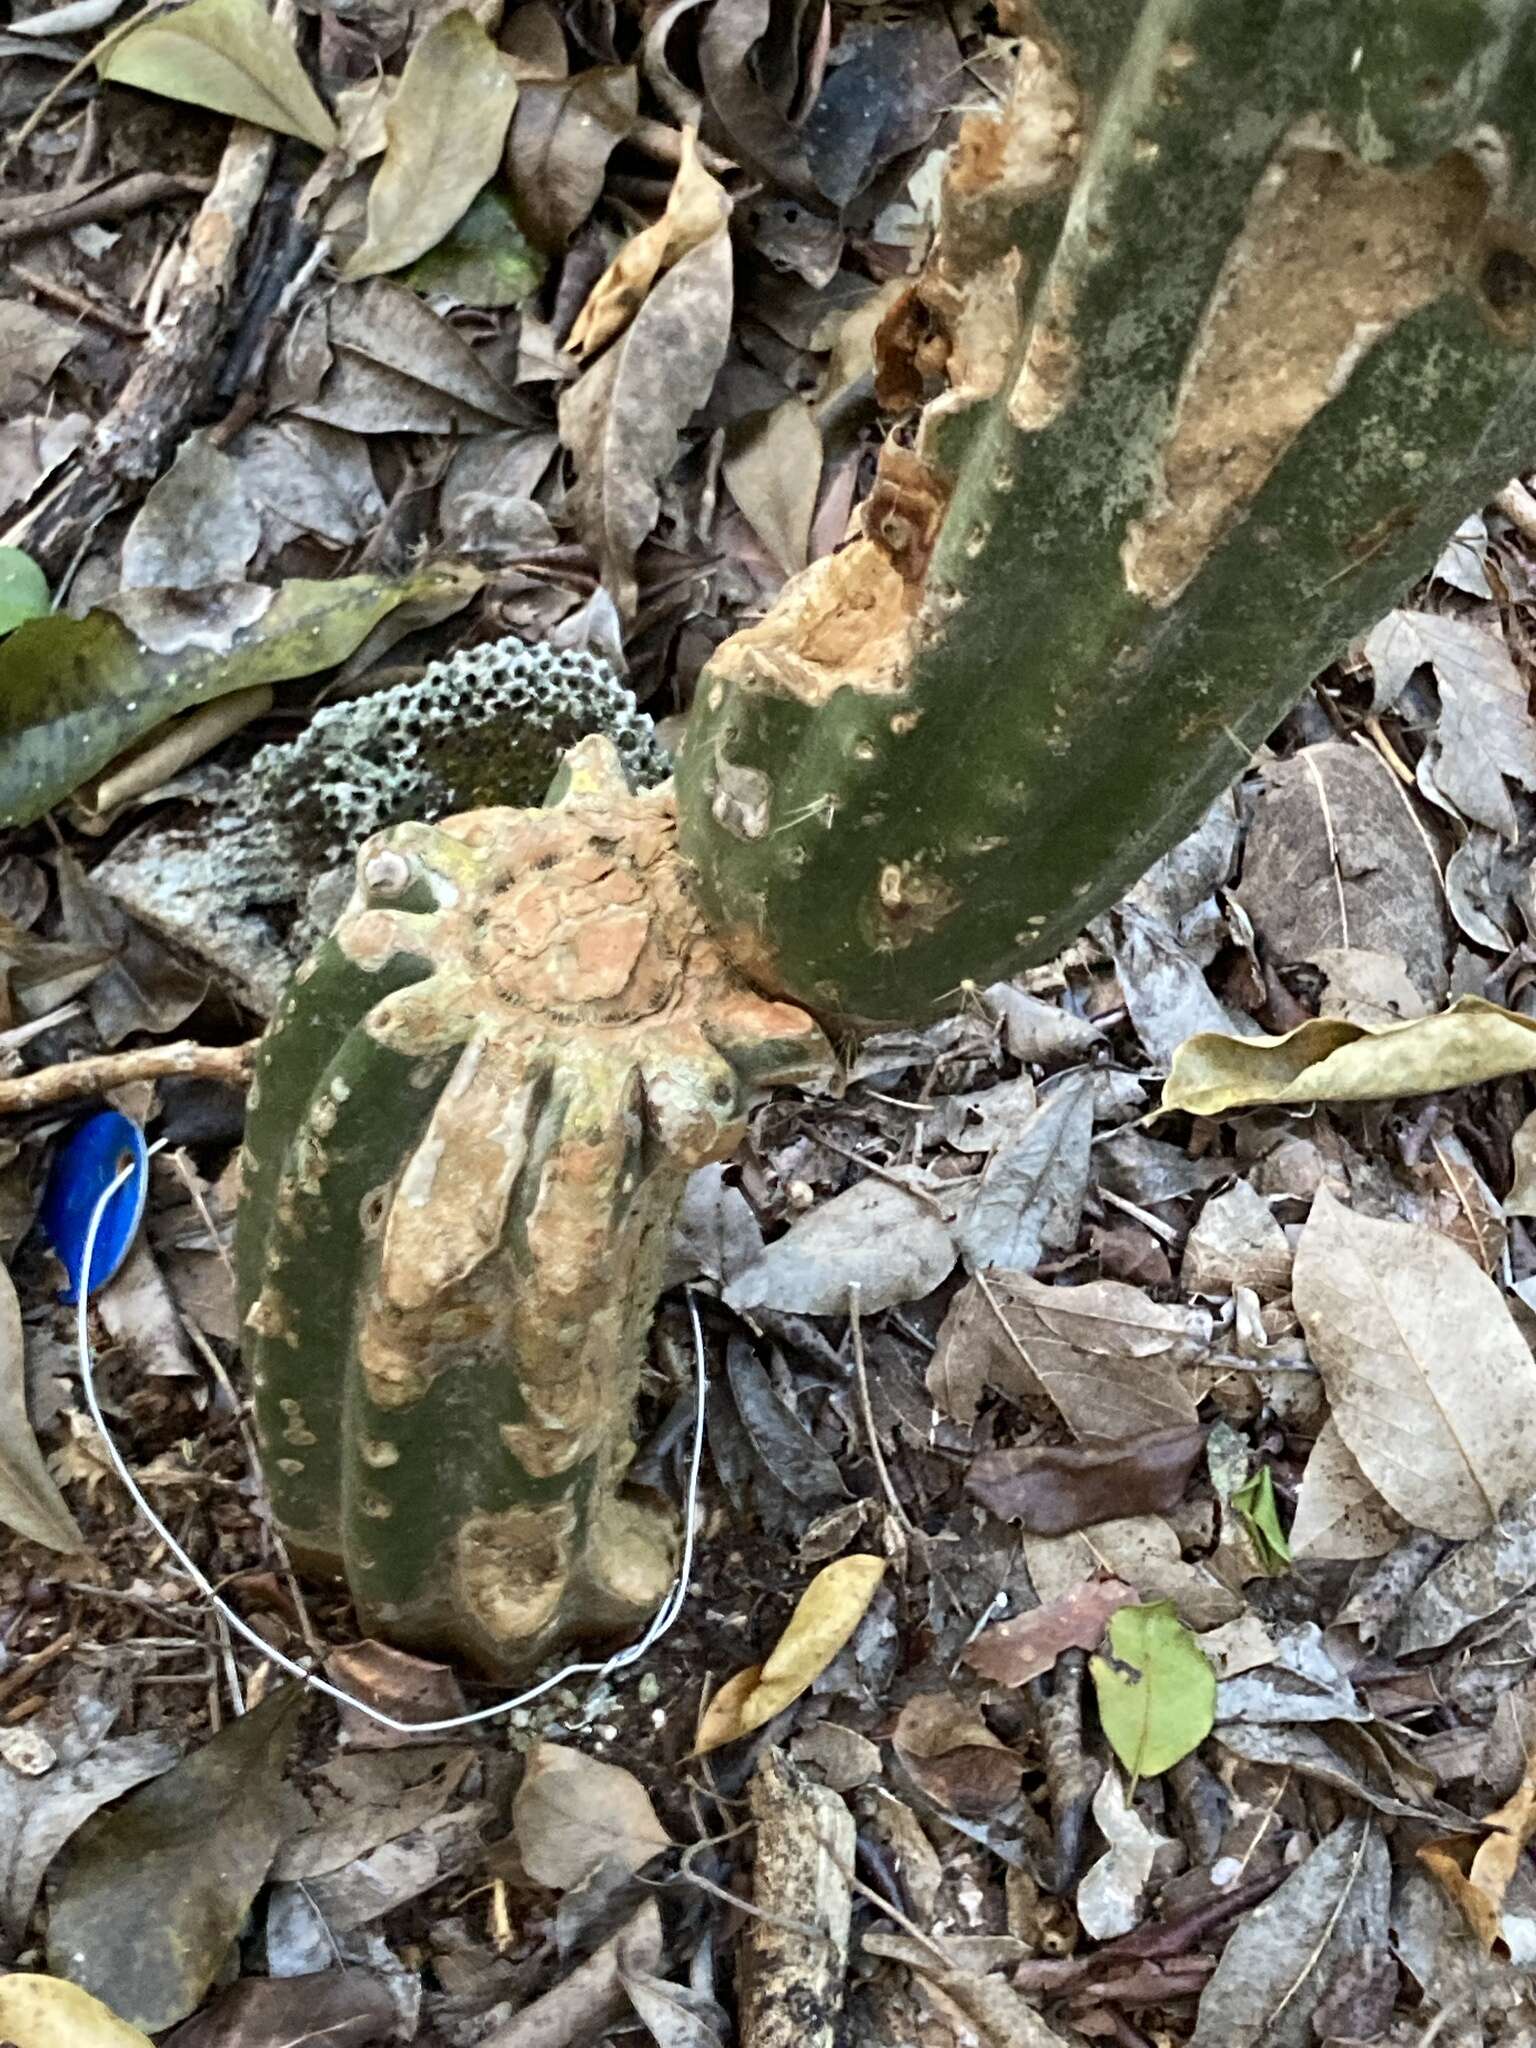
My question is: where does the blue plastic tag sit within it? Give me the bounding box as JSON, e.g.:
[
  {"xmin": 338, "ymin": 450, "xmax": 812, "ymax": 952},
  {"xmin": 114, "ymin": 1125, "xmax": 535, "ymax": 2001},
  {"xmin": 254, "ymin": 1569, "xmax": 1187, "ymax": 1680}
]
[{"xmin": 39, "ymin": 1110, "xmax": 149, "ymax": 1304}]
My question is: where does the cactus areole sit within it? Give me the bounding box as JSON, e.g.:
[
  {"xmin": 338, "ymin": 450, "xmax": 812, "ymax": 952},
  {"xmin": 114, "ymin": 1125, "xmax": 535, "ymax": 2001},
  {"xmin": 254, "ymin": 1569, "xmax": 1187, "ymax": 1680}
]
[{"xmin": 246, "ymin": 6, "xmax": 1536, "ymax": 1676}]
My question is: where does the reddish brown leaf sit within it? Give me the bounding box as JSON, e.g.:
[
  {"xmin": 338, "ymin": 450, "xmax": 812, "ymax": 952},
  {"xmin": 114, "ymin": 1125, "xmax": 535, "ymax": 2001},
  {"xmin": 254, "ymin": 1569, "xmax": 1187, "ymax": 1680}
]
[
  {"xmin": 891, "ymin": 1693, "xmax": 1023, "ymax": 1818},
  {"xmin": 962, "ymin": 1577, "xmax": 1139, "ymax": 1688},
  {"xmin": 965, "ymin": 1425, "xmax": 1206, "ymax": 1536}
]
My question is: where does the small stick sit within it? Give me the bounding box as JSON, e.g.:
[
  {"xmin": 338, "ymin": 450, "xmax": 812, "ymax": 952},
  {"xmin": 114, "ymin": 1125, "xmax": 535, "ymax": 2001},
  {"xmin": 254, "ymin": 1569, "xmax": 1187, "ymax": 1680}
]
[
  {"xmin": 0, "ymin": 1631, "xmax": 76, "ymax": 1710},
  {"xmin": 848, "ymin": 1284, "xmax": 914, "ymax": 1538},
  {"xmin": 0, "ymin": 173, "xmax": 209, "ymax": 250},
  {"xmin": 0, "ymin": 1039, "xmax": 257, "ymax": 1115},
  {"xmin": 1029, "ymin": 1649, "xmax": 1102, "ymax": 1894},
  {"xmin": 10, "ymin": 265, "xmax": 145, "ymax": 338}
]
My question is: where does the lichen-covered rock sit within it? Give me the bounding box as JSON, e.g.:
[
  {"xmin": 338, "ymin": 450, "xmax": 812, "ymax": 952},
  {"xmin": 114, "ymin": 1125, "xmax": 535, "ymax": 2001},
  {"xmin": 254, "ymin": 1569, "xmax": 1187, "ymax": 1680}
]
[
  {"xmin": 240, "ymin": 736, "xmax": 826, "ymax": 1678},
  {"xmin": 252, "ymin": 639, "xmax": 668, "ymax": 871}
]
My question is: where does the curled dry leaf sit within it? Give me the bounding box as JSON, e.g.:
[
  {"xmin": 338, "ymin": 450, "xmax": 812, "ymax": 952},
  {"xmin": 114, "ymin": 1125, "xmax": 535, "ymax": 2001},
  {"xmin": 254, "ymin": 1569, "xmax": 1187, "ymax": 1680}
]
[
  {"xmin": 1418, "ymin": 1756, "xmax": 1536, "ymax": 1952},
  {"xmin": 513, "ymin": 1742, "xmax": 673, "ymax": 1892},
  {"xmin": 567, "ymin": 127, "xmax": 730, "ymax": 355},
  {"xmin": 1076, "ymin": 1767, "xmax": 1170, "ymax": 1939},
  {"xmin": 99, "ymin": 0, "xmax": 336, "ymax": 147},
  {"xmin": 1162, "ymin": 995, "xmax": 1536, "ymax": 1117},
  {"xmin": 344, "ymin": 12, "xmax": 518, "ymax": 281},
  {"xmin": 0, "ymin": 1975, "xmax": 153, "ymax": 2048},
  {"xmin": 722, "ymin": 398, "xmax": 824, "ymax": 578},
  {"xmin": 560, "ymin": 229, "xmax": 733, "ymax": 620},
  {"xmin": 693, "ymin": 1555, "xmax": 886, "ymax": 1753},
  {"xmin": 1089, "ymin": 1602, "xmax": 1215, "ymax": 1780},
  {"xmin": 962, "ymin": 1577, "xmax": 1138, "ymax": 1689},
  {"xmin": 965, "ymin": 1426, "xmax": 1206, "ymax": 1537},
  {"xmin": 1364, "ymin": 608, "xmax": 1536, "ymax": 839},
  {"xmin": 891, "ymin": 1694, "xmax": 1024, "ymax": 1818},
  {"xmin": 1293, "ymin": 1189, "xmax": 1536, "ymax": 1538},
  {"xmin": 1391, "ymin": 1485, "xmax": 1536, "ymax": 1656},
  {"xmin": 0, "ymin": 1259, "xmax": 83, "ymax": 1552},
  {"xmin": 506, "ymin": 66, "xmax": 639, "ymax": 252}
]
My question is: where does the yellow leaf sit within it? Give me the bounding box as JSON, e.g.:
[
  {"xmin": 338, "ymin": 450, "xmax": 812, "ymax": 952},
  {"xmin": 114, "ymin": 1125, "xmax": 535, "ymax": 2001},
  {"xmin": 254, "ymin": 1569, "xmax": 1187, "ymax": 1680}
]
[
  {"xmin": 0, "ymin": 1975, "xmax": 153, "ymax": 2048},
  {"xmin": 691, "ymin": 1555, "xmax": 887, "ymax": 1754},
  {"xmin": 567, "ymin": 127, "xmax": 729, "ymax": 355},
  {"xmin": 99, "ymin": 0, "xmax": 336, "ymax": 149},
  {"xmin": 1161, "ymin": 995, "xmax": 1536, "ymax": 1118},
  {"xmin": 693, "ymin": 1664, "xmax": 762, "ymax": 1755},
  {"xmin": 1418, "ymin": 1758, "xmax": 1536, "ymax": 1951}
]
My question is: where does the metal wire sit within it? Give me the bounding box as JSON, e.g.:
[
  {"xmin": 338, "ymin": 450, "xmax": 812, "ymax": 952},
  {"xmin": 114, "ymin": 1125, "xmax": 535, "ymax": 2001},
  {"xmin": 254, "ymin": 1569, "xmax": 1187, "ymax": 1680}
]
[{"xmin": 74, "ymin": 1146, "xmax": 709, "ymax": 1732}]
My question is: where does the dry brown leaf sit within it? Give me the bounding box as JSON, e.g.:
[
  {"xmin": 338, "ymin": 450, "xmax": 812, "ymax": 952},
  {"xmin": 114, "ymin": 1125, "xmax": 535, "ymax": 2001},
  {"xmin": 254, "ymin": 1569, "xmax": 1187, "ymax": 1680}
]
[
  {"xmin": 1162, "ymin": 995, "xmax": 1536, "ymax": 1117},
  {"xmin": 932, "ymin": 1272, "xmax": 1204, "ymax": 1441},
  {"xmin": 1288, "ymin": 1417, "xmax": 1407, "ymax": 1563},
  {"xmin": 0, "ymin": 1258, "xmax": 84, "ymax": 1552},
  {"xmin": 512, "ymin": 1742, "xmax": 672, "ymax": 1892},
  {"xmin": 962, "ymin": 1577, "xmax": 1138, "ymax": 1687},
  {"xmin": 891, "ymin": 1694, "xmax": 1023, "ymax": 1817},
  {"xmin": 1023, "ymin": 1516, "xmax": 1244, "ymax": 1633},
  {"xmin": 567, "ymin": 126, "xmax": 730, "ymax": 354},
  {"xmin": 505, "ymin": 66, "xmax": 638, "ymax": 252},
  {"xmin": 1417, "ymin": 1758, "xmax": 1536, "ymax": 1951},
  {"xmin": 1507, "ymin": 1107, "xmax": 1536, "ymax": 1216},
  {"xmin": 722, "ymin": 397, "xmax": 823, "ymax": 577},
  {"xmin": 559, "ymin": 228, "xmax": 732, "ymax": 618},
  {"xmin": 1293, "ymin": 1190, "xmax": 1536, "ymax": 1539},
  {"xmin": 344, "ymin": 13, "xmax": 517, "ymax": 280},
  {"xmin": 692, "ymin": 1555, "xmax": 887, "ymax": 1753}
]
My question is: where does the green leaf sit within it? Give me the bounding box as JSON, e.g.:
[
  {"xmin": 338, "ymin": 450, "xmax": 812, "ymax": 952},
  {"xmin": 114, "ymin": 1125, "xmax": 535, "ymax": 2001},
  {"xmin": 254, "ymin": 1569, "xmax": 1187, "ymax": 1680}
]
[
  {"xmin": 99, "ymin": 0, "xmax": 337, "ymax": 149},
  {"xmin": 1090, "ymin": 1601, "xmax": 1215, "ymax": 1780},
  {"xmin": 0, "ymin": 561, "xmax": 480, "ymax": 826},
  {"xmin": 343, "ymin": 11, "xmax": 518, "ymax": 281},
  {"xmin": 0, "ymin": 547, "xmax": 49, "ymax": 635},
  {"xmin": 47, "ymin": 1685, "xmax": 304, "ymax": 2033},
  {"xmin": 1232, "ymin": 1464, "xmax": 1292, "ymax": 1573},
  {"xmin": 404, "ymin": 185, "xmax": 545, "ymax": 307}
]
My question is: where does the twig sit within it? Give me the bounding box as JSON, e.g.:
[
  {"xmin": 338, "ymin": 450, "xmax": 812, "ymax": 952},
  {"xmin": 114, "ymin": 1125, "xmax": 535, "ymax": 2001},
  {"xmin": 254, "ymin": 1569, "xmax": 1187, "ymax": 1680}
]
[
  {"xmin": 1, "ymin": 0, "xmax": 175, "ymax": 174},
  {"xmin": 0, "ymin": 1039, "xmax": 257, "ymax": 1115},
  {"xmin": 810, "ymin": 1132, "xmax": 948, "ymax": 1216},
  {"xmin": 0, "ymin": 173, "xmax": 209, "ymax": 249},
  {"xmin": 0, "ymin": 1631, "xmax": 76, "ymax": 1709},
  {"xmin": 10, "ymin": 265, "xmax": 145, "ymax": 338},
  {"xmin": 1029, "ymin": 1649, "xmax": 1102, "ymax": 1894},
  {"xmin": 848, "ymin": 1284, "xmax": 915, "ymax": 1538}
]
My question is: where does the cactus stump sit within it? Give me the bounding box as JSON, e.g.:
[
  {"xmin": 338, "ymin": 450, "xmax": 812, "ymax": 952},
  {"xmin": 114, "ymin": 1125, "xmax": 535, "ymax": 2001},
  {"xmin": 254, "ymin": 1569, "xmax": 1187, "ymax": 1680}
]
[{"xmin": 238, "ymin": 738, "xmax": 826, "ymax": 1677}]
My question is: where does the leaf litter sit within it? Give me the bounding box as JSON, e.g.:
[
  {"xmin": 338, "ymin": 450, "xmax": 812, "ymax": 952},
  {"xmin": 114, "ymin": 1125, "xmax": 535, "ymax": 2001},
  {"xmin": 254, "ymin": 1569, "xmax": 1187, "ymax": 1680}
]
[{"xmin": 9, "ymin": 8, "xmax": 1536, "ymax": 2044}]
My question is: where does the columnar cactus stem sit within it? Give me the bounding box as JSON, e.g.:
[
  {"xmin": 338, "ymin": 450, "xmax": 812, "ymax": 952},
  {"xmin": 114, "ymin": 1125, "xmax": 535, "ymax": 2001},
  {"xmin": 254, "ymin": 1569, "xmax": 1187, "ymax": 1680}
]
[
  {"xmin": 676, "ymin": 1, "xmax": 1536, "ymax": 1022},
  {"xmin": 247, "ymin": 6, "xmax": 1536, "ymax": 1674},
  {"xmin": 239, "ymin": 739, "xmax": 825, "ymax": 1675}
]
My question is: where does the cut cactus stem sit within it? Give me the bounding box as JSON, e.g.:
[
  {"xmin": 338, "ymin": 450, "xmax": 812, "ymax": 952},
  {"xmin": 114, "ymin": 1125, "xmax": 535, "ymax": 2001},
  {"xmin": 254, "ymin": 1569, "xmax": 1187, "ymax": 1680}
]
[{"xmin": 240, "ymin": 737, "xmax": 826, "ymax": 1677}]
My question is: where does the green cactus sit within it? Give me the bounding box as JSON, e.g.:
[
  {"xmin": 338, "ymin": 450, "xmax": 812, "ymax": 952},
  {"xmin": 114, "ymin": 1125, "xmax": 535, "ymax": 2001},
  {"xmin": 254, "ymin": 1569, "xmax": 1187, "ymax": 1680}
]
[
  {"xmin": 238, "ymin": 740, "xmax": 824, "ymax": 1675},
  {"xmin": 246, "ymin": 4, "xmax": 1536, "ymax": 1674}
]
